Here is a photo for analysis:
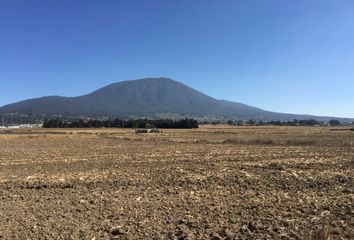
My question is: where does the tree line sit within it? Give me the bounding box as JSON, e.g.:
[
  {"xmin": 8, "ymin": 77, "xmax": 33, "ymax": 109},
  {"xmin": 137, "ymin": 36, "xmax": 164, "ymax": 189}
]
[
  {"xmin": 43, "ymin": 118, "xmax": 199, "ymax": 129},
  {"xmin": 226, "ymin": 119, "xmax": 342, "ymax": 126}
]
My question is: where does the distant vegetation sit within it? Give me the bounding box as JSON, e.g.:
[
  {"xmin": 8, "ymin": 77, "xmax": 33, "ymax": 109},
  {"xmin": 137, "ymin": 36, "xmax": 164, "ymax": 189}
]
[
  {"xmin": 43, "ymin": 118, "xmax": 199, "ymax": 129},
  {"xmin": 226, "ymin": 119, "xmax": 344, "ymax": 126},
  {"xmin": 267, "ymin": 119, "xmax": 321, "ymax": 126}
]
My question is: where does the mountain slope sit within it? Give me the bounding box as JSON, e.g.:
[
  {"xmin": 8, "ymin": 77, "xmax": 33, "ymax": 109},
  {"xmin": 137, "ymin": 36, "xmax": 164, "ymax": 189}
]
[{"xmin": 0, "ymin": 77, "xmax": 352, "ymax": 121}]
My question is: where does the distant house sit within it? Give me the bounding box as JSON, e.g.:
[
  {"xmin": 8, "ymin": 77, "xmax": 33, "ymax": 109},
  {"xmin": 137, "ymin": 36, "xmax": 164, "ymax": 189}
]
[
  {"xmin": 0, "ymin": 124, "xmax": 43, "ymax": 129},
  {"xmin": 135, "ymin": 128, "xmax": 162, "ymax": 134},
  {"xmin": 19, "ymin": 124, "xmax": 32, "ymax": 128},
  {"xmin": 19, "ymin": 124, "xmax": 44, "ymax": 128}
]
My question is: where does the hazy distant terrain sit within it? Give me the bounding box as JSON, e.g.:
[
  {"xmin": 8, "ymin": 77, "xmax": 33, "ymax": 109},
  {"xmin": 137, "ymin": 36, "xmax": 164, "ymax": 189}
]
[{"xmin": 1, "ymin": 78, "xmax": 352, "ymax": 122}]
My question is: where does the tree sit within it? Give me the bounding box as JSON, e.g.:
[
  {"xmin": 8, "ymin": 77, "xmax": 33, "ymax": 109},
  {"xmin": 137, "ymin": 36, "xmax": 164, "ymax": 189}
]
[
  {"xmin": 247, "ymin": 119, "xmax": 256, "ymax": 125},
  {"xmin": 328, "ymin": 120, "xmax": 341, "ymax": 126}
]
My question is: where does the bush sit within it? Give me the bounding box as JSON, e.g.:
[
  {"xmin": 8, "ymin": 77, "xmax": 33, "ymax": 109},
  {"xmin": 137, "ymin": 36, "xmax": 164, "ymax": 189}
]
[{"xmin": 328, "ymin": 119, "xmax": 341, "ymax": 126}]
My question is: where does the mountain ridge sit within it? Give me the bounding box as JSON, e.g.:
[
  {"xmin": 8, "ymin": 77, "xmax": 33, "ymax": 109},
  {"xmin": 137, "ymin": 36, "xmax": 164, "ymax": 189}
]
[{"xmin": 1, "ymin": 77, "xmax": 353, "ymax": 122}]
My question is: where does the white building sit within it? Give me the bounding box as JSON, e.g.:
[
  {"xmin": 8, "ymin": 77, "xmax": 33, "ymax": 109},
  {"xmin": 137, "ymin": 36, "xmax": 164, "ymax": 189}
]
[{"xmin": 19, "ymin": 124, "xmax": 44, "ymax": 128}]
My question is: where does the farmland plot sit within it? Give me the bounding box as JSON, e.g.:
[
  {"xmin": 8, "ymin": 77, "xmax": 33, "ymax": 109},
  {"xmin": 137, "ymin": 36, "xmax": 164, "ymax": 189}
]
[{"xmin": 0, "ymin": 126, "xmax": 353, "ymax": 239}]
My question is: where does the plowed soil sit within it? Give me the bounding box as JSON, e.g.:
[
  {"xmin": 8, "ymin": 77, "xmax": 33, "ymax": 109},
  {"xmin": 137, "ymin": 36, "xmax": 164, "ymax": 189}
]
[{"xmin": 0, "ymin": 126, "xmax": 353, "ymax": 239}]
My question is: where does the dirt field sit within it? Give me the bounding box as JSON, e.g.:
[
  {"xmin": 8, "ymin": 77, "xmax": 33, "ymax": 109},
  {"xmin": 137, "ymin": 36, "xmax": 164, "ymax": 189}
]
[{"xmin": 0, "ymin": 126, "xmax": 353, "ymax": 239}]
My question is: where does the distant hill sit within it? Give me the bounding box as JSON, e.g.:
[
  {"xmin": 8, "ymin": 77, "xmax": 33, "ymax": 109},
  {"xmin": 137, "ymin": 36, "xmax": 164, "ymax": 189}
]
[{"xmin": 0, "ymin": 77, "xmax": 352, "ymax": 122}]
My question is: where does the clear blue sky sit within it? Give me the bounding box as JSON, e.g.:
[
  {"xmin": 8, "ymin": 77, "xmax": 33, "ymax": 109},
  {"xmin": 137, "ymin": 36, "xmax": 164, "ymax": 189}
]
[{"xmin": 1, "ymin": 0, "xmax": 353, "ymax": 117}]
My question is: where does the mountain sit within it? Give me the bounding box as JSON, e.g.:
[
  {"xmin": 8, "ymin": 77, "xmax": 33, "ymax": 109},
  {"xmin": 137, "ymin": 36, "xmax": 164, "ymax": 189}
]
[{"xmin": 0, "ymin": 77, "xmax": 352, "ymax": 122}]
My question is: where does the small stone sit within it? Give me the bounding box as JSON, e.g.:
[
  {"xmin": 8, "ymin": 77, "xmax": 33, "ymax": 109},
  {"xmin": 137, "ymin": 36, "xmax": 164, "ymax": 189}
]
[
  {"xmin": 229, "ymin": 217, "xmax": 237, "ymax": 224},
  {"xmin": 224, "ymin": 229, "xmax": 234, "ymax": 238},
  {"xmin": 248, "ymin": 222, "xmax": 257, "ymax": 231},
  {"xmin": 186, "ymin": 232, "xmax": 196, "ymax": 239},
  {"xmin": 211, "ymin": 233, "xmax": 222, "ymax": 240},
  {"xmin": 110, "ymin": 226, "xmax": 124, "ymax": 236}
]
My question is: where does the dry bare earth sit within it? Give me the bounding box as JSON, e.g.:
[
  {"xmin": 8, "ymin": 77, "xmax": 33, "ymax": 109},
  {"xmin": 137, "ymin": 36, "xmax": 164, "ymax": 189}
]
[{"xmin": 0, "ymin": 126, "xmax": 353, "ymax": 239}]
